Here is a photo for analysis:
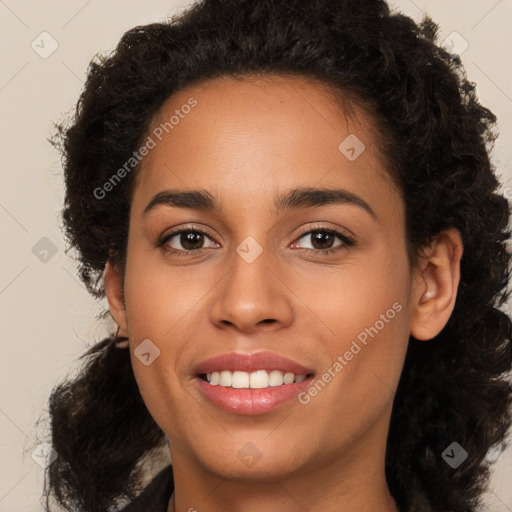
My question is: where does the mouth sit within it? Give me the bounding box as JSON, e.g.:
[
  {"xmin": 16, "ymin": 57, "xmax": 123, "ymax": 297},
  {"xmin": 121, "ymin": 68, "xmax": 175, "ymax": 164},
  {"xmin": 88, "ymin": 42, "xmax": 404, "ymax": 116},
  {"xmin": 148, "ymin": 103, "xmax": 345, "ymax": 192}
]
[
  {"xmin": 195, "ymin": 370, "xmax": 316, "ymax": 416},
  {"xmin": 193, "ymin": 351, "xmax": 316, "ymax": 415}
]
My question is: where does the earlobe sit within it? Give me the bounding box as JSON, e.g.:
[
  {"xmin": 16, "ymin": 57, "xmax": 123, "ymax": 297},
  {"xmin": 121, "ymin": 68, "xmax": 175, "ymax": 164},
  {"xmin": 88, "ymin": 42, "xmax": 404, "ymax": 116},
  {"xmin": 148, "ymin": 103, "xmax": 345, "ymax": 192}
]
[
  {"xmin": 104, "ymin": 260, "xmax": 128, "ymax": 335},
  {"xmin": 410, "ymin": 228, "xmax": 463, "ymax": 341}
]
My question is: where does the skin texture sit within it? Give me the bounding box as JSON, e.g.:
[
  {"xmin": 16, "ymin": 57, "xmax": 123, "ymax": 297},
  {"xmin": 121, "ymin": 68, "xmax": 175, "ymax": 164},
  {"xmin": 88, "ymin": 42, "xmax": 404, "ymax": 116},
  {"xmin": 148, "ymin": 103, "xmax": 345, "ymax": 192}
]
[{"xmin": 104, "ymin": 75, "xmax": 463, "ymax": 512}]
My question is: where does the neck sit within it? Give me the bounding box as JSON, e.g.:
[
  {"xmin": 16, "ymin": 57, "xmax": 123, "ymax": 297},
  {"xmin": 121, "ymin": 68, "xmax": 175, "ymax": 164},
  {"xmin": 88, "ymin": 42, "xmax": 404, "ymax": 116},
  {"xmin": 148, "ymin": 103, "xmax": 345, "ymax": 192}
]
[
  {"xmin": 166, "ymin": 422, "xmax": 399, "ymax": 512},
  {"xmin": 167, "ymin": 479, "xmax": 399, "ymax": 512}
]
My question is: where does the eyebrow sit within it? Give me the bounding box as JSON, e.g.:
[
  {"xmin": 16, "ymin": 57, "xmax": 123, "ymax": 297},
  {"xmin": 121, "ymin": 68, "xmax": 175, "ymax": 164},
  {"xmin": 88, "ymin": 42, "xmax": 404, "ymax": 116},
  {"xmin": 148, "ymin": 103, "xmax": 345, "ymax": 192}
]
[{"xmin": 142, "ymin": 186, "xmax": 377, "ymax": 221}]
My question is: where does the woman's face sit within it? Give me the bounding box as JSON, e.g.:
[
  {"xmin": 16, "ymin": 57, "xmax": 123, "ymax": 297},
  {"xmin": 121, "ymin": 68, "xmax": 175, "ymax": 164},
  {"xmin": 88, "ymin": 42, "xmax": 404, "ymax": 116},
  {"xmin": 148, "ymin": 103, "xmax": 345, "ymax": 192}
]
[{"xmin": 109, "ymin": 75, "xmax": 424, "ymax": 482}]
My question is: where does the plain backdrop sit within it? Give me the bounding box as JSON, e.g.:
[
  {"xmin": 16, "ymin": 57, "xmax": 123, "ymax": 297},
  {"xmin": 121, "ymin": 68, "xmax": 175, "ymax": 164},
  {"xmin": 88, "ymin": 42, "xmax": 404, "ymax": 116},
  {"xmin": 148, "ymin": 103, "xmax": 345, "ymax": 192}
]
[{"xmin": 1, "ymin": 0, "xmax": 511, "ymax": 510}]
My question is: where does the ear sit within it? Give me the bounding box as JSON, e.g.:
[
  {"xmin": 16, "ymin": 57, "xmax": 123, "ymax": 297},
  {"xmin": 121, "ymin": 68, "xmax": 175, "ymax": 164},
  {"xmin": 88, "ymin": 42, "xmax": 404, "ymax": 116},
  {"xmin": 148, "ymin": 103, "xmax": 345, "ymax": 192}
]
[
  {"xmin": 410, "ymin": 227, "xmax": 464, "ymax": 341},
  {"xmin": 104, "ymin": 260, "xmax": 128, "ymax": 336}
]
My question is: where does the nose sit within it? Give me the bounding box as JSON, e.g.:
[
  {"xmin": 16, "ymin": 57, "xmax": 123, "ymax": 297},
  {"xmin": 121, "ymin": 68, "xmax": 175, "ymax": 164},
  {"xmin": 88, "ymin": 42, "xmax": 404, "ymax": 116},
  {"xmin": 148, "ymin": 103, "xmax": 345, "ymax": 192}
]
[{"xmin": 209, "ymin": 241, "xmax": 294, "ymax": 334}]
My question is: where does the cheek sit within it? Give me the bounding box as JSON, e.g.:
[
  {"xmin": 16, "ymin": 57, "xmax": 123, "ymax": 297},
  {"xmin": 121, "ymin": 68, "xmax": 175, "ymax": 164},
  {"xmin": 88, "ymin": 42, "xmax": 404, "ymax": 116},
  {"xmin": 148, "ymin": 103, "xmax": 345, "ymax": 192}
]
[
  {"xmin": 301, "ymin": 238, "xmax": 409, "ymax": 343},
  {"xmin": 298, "ymin": 240, "xmax": 411, "ymax": 412},
  {"xmin": 122, "ymin": 241, "xmax": 230, "ymax": 435},
  {"xmin": 123, "ymin": 243, "xmax": 212, "ymax": 340}
]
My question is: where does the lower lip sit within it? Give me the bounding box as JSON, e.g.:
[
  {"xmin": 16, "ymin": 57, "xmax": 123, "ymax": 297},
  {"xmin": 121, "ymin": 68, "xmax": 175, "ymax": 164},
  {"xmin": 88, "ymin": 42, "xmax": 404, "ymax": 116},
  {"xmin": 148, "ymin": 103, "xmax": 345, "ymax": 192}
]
[{"xmin": 196, "ymin": 375, "xmax": 314, "ymax": 415}]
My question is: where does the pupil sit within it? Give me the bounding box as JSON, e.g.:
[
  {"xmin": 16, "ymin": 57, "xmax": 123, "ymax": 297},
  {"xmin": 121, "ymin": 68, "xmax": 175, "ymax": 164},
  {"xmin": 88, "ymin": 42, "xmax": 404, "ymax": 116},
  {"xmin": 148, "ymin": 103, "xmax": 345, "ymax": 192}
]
[
  {"xmin": 181, "ymin": 231, "xmax": 204, "ymax": 250},
  {"xmin": 312, "ymin": 232, "xmax": 333, "ymax": 250}
]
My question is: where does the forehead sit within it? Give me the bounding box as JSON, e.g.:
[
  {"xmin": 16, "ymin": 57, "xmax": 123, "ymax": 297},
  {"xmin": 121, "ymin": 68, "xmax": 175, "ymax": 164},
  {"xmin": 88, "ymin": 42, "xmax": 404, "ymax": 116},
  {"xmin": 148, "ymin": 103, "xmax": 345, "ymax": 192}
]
[{"xmin": 131, "ymin": 74, "xmax": 399, "ymax": 217}]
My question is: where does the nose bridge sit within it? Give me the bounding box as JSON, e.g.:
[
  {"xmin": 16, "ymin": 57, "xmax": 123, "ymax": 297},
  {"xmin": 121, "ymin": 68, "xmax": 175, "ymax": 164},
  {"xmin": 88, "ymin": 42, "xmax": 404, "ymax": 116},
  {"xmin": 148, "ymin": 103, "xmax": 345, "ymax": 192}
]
[{"xmin": 209, "ymin": 233, "xmax": 293, "ymax": 332}]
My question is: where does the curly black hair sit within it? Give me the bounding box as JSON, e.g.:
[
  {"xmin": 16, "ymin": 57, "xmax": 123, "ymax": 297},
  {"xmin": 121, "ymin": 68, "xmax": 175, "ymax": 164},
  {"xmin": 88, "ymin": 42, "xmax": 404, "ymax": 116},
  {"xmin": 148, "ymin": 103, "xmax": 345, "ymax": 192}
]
[{"xmin": 41, "ymin": 1, "xmax": 512, "ymax": 511}]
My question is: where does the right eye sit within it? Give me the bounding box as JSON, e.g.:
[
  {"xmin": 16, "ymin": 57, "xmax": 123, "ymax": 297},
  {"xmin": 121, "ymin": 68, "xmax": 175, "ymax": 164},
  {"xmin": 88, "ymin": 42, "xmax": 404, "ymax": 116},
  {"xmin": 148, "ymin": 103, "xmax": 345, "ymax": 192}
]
[{"xmin": 159, "ymin": 228, "xmax": 220, "ymax": 256}]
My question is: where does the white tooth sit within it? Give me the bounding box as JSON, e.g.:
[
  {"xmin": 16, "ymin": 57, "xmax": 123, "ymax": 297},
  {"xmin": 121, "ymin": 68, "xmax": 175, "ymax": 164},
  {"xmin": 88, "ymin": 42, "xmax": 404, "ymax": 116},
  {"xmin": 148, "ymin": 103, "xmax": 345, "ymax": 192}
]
[
  {"xmin": 219, "ymin": 370, "xmax": 232, "ymax": 387},
  {"xmin": 268, "ymin": 370, "xmax": 285, "ymax": 386},
  {"xmin": 232, "ymin": 371, "xmax": 250, "ymax": 388},
  {"xmin": 250, "ymin": 370, "xmax": 269, "ymax": 389},
  {"xmin": 283, "ymin": 372, "xmax": 295, "ymax": 385},
  {"xmin": 207, "ymin": 370, "xmax": 301, "ymax": 387}
]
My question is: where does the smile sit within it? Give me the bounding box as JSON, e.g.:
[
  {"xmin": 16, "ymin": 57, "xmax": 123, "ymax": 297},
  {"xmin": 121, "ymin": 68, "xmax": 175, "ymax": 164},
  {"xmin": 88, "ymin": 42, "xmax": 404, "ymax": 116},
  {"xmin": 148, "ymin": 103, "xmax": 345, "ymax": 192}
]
[{"xmin": 196, "ymin": 373, "xmax": 315, "ymax": 415}]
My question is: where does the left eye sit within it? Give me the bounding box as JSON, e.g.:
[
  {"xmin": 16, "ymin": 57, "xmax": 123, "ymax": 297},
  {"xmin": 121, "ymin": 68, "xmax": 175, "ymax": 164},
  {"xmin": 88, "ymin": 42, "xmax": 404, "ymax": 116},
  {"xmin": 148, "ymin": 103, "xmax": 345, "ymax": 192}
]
[{"xmin": 291, "ymin": 229, "xmax": 349, "ymax": 251}]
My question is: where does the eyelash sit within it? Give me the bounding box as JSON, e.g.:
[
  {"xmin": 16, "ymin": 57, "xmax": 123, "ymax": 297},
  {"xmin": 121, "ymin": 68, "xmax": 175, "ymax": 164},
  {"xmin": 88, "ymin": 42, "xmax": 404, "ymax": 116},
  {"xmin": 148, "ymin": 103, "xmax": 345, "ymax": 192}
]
[{"xmin": 157, "ymin": 225, "xmax": 355, "ymax": 258}]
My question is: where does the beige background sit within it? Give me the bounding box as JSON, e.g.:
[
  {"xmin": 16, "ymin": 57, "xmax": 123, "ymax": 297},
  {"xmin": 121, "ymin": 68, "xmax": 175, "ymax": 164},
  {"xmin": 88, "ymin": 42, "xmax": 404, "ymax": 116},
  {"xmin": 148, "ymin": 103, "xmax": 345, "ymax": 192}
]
[{"xmin": 1, "ymin": 0, "xmax": 511, "ymax": 510}]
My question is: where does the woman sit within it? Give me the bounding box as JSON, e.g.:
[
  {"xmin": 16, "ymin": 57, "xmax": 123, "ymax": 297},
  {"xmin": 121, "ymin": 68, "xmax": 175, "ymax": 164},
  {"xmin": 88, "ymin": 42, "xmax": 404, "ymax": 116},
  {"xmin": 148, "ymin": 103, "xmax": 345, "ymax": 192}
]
[{"xmin": 43, "ymin": 0, "xmax": 512, "ymax": 511}]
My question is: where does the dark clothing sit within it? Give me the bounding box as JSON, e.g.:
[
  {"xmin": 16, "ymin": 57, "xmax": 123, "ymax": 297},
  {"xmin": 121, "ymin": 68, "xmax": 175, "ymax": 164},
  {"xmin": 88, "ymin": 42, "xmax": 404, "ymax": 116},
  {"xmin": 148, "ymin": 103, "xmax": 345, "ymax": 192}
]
[{"xmin": 119, "ymin": 465, "xmax": 174, "ymax": 512}]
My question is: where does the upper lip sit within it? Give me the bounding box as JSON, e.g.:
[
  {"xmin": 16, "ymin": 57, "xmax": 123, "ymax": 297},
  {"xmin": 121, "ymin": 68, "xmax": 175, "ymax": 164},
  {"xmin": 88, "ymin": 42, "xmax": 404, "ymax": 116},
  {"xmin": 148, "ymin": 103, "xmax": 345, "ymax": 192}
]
[{"xmin": 193, "ymin": 352, "xmax": 315, "ymax": 376}]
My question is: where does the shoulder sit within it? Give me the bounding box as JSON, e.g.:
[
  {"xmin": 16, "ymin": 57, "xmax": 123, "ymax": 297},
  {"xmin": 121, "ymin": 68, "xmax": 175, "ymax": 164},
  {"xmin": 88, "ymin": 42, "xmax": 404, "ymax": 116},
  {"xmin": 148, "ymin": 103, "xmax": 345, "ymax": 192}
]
[{"xmin": 118, "ymin": 464, "xmax": 174, "ymax": 512}]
